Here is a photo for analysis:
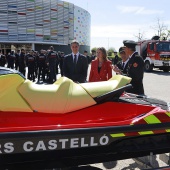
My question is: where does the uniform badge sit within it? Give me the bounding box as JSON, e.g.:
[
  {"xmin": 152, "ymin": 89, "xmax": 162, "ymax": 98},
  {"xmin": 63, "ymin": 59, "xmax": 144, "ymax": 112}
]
[{"xmin": 133, "ymin": 63, "xmax": 138, "ymax": 67}]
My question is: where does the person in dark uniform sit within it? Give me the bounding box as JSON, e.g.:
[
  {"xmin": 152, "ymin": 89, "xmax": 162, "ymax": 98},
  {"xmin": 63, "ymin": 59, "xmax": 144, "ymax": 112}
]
[
  {"xmin": 112, "ymin": 41, "xmax": 144, "ymax": 95},
  {"xmin": 124, "ymin": 40, "xmax": 145, "ymax": 95},
  {"xmin": 26, "ymin": 50, "xmax": 36, "ymax": 82},
  {"xmin": 33, "ymin": 51, "xmax": 39, "ymax": 79},
  {"xmin": 15, "ymin": 50, "xmax": 20, "ymax": 70},
  {"xmin": 115, "ymin": 46, "xmax": 129, "ymax": 74},
  {"xmin": 59, "ymin": 51, "xmax": 65, "ymax": 77},
  {"xmin": 7, "ymin": 51, "xmax": 15, "ymax": 69},
  {"xmin": 19, "ymin": 49, "xmax": 26, "ymax": 76},
  {"xmin": 0, "ymin": 50, "xmax": 6, "ymax": 67},
  {"xmin": 37, "ymin": 49, "xmax": 47, "ymax": 82},
  {"xmin": 113, "ymin": 51, "xmax": 119, "ymax": 65},
  {"xmin": 84, "ymin": 50, "xmax": 91, "ymax": 65},
  {"xmin": 56, "ymin": 51, "xmax": 60, "ymax": 74},
  {"xmin": 47, "ymin": 46, "xmax": 57, "ymax": 84},
  {"xmin": 91, "ymin": 49, "xmax": 96, "ymax": 62},
  {"xmin": 63, "ymin": 40, "xmax": 88, "ymax": 83}
]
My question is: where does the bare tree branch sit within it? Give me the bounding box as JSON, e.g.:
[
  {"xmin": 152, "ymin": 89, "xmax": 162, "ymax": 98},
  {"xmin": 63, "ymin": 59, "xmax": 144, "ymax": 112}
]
[
  {"xmin": 134, "ymin": 30, "xmax": 145, "ymax": 41},
  {"xmin": 151, "ymin": 17, "xmax": 168, "ymax": 38}
]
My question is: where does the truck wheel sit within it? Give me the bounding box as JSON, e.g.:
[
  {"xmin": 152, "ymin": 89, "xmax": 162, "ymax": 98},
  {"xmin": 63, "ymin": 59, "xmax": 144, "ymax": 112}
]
[{"xmin": 144, "ymin": 61, "xmax": 153, "ymax": 72}]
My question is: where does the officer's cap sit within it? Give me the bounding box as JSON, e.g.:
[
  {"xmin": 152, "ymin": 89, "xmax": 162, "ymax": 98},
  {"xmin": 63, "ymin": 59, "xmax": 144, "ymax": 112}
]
[
  {"xmin": 119, "ymin": 46, "xmax": 125, "ymax": 53},
  {"xmin": 123, "ymin": 40, "xmax": 137, "ymax": 48}
]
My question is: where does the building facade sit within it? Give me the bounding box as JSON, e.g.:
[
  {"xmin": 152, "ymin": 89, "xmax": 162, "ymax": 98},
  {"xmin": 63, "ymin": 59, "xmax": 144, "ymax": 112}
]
[{"xmin": 0, "ymin": 0, "xmax": 91, "ymax": 54}]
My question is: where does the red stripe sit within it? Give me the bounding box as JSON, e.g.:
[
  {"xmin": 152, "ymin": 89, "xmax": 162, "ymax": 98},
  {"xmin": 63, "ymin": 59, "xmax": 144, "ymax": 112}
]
[
  {"xmin": 153, "ymin": 129, "xmax": 167, "ymax": 134},
  {"xmin": 18, "ymin": 12, "xmax": 26, "ymax": 15},
  {"xmin": 0, "ymin": 30, "xmax": 8, "ymax": 32},
  {"xmin": 51, "ymin": 9, "xmax": 57, "ymax": 11},
  {"xmin": 133, "ymin": 118, "xmax": 147, "ymax": 125},
  {"xmin": 36, "ymin": 34, "xmax": 43, "ymax": 37},
  {"xmin": 124, "ymin": 132, "xmax": 140, "ymax": 137},
  {"xmin": 154, "ymin": 113, "xmax": 170, "ymax": 123},
  {"xmin": 44, "ymin": 20, "xmax": 50, "ymax": 22}
]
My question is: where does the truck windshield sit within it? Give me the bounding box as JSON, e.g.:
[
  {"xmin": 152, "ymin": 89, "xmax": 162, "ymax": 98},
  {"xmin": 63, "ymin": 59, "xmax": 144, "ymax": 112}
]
[{"xmin": 156, "ymin": 43, "xmax": 170, "ymax": 52}]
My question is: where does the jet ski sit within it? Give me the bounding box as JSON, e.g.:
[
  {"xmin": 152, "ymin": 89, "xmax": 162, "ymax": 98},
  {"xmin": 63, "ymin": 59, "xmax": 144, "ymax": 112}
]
[{"xmin": 0, "ymin": 67, "xmax": 170, "ymax": 170}]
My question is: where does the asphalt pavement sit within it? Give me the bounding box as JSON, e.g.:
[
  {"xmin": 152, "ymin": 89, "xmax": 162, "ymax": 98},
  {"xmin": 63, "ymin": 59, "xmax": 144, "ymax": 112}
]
[{"xmin": 143, "ymin": 68, "xmax": 170, "ymax": 103}]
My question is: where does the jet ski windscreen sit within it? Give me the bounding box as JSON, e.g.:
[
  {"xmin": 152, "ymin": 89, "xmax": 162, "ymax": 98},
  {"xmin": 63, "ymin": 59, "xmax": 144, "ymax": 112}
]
[{"xmin": 0, "ymin": 67, "xmax": 25, "ymax": 79}]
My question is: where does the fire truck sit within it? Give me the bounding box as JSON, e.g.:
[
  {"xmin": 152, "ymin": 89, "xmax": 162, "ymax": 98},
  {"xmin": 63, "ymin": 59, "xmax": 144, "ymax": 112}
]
[{"xmin": 136, "ymin": 36, "xmax": 170, "ymax": 72}]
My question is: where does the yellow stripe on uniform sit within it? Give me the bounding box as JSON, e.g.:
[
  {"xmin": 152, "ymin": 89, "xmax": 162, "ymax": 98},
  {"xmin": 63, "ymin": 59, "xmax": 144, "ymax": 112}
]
[
  {"xmin": 110, "ymin": 133, "xmax": 125, "ymax": 138},
  {"xmin": 144, "ymin": 115, "xmax": 161, "ymax": 124}
]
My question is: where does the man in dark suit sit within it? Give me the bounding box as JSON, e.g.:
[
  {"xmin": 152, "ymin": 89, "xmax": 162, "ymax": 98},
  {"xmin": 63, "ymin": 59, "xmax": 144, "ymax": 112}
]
[
  {"xmin": 63, "ymin": 40, "xmax": 88, "ymax": 83},
  {"xmin": 124, "ymin": 40, "xmax": 145, "ymax": 95},
  {"xmin": 116, "ymin": 46, "xmax": 129, "ymax": 74}
]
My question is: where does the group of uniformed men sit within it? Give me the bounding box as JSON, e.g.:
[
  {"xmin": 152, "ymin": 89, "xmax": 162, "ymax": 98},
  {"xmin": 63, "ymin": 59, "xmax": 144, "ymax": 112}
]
[{"xmin": 0, "ymin": 47, "xmax": 65, "ymax": 84}]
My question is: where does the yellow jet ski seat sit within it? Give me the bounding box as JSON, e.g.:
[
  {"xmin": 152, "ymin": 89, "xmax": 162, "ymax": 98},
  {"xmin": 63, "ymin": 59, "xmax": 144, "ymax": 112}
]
[
  {"xmin": 18, "ymin": 75, "xmax": 131, "ymax": 113},
  {"xmin": 18, "ymin": 77, "xmax": 96, "ymax": 113},
  {"xmin": 81, "ymin": 75, "xmax": 131, "ymax": 98},
  {"xmin": 0, "ymin": 72, "xmax": 131, "ymax": 113}
]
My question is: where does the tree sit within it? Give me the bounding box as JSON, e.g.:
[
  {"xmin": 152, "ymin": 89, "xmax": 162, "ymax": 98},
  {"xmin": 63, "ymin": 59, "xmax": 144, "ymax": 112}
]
[
  {"xmin": 134, "ymin": 30, "xmax": 145, "ymax": 41},
  {"xmin": 161, "ymin": 30, "xmax": 170, "ymax": 40},
  {"xmin": 107, "ymin": 47, "xmax": 116, "ymax": 57},
  {"xmin": 151, "ymin": 18, "xmax": 170, "ymax": 40}
]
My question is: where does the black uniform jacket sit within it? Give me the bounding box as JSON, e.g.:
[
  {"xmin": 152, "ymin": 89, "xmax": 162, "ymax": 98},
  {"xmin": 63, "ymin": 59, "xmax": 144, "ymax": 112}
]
[
  {"xmin": 126, "ymin": 52, "xmax": 145, "ymax": 95},
  {"xmin": 63, "ymin": 53, "xmax": 88, "ymax": 83},
  {"xmin": 116, "ymin": 60, "xmax": 129, "ymax": 74}
]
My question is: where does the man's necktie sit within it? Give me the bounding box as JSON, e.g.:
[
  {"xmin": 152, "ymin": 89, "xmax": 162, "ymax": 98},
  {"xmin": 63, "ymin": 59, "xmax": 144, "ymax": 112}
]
[
  {"xmin": 122, "ymin": 62, "xmax": 125, "ymax": 69},
  {"xmin": 74, "ymin": 55, "xmax": 77, "ymax": 71},
  {"xmin": 74, "ymin": 55, "xmax": 77, "ymax": 65}
]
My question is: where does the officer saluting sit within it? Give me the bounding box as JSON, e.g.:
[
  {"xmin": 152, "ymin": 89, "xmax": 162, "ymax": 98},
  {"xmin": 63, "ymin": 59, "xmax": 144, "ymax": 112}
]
[{"xmin": 124, "ymin": 40, "xmax": 145, "ymax": 95}]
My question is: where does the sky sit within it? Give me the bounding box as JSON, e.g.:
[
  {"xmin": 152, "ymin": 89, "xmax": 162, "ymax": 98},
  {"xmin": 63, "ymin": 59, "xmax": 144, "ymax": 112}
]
[{"xmin": 65, "ymin": 0, "xmax": 170, "ymax": 51}]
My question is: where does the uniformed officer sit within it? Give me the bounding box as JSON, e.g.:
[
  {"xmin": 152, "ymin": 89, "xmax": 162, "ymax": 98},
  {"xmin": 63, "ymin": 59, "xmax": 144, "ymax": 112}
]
[
  {"xmin": 37, "ymin": 49, "xmax": 47, "ymax": 82},
  {"xmin": 124, "ymin": 40, "xmax": 145, "ymax": 95},
  {"xmin": 26, "ymin": 50, "xmax": 36, "ymax": 81},
  {"xmin": 0, "ymin": 50, "xmax": 6, "ymax": 67},
  {"xmin": 115, "ymin": 46, "xmax": 129, "ymax": 74},
  {"xmin": 19, "ymin": 49, "xmax": 26, "ymax": 76},
  {"xmin": 33, "ymin": 51, "xmax": 39, "ymax": 79},
  {"xmin": 47, "ymin": 46, "xmax": 57, "ymax": 83},
  {"xmin": 58, "ymin": 51, "xmax": 65, "ymax": 77},
  {"xmin": 113, "ymin": 51, "xmax": 119, "ymax": 65},
  {"xmin": 15, "ymin": 50, "xmax": 20, "ymax": 70},
  {"xmin": 7, "ymin": 51, "xmax": 15, "ymax": 69},
  {"xmin": 91, "ymin": 49, "xmax": 96, "ymax": 62}
]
